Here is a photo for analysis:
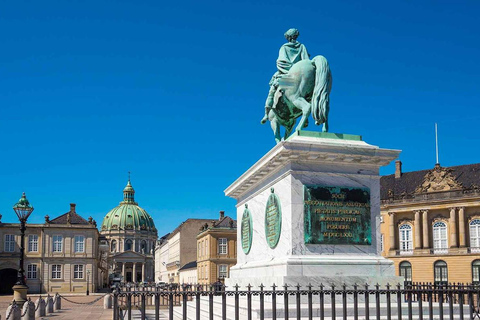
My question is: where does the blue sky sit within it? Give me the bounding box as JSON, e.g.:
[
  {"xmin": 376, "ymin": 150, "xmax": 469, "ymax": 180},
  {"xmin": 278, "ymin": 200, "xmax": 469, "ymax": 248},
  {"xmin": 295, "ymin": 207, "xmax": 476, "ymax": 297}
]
[{"xmin": 1, "ymin": 0, "xmax": 479, "ymax": 237}]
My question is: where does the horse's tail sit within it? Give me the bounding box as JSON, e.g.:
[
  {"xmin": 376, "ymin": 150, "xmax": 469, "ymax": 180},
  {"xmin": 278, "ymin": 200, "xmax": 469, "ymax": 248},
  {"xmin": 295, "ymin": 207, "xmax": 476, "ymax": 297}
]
[{"xmin": 311, "ymin": 55, "xmax": 332, "ymax": 126}]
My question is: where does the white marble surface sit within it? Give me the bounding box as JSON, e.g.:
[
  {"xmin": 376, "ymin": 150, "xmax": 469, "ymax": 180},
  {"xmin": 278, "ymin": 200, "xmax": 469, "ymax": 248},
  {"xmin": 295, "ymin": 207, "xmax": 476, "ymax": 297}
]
[{"xmin": 225, "ymin": 134, "xmax": 402, "ymax": 289}]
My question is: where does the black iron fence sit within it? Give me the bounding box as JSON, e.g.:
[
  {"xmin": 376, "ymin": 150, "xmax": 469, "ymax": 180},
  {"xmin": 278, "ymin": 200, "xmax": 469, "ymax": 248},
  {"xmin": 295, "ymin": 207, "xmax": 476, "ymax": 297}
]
[{"xmin": 112, "ymin": 282, "xmax": 480, "ymax": 320}]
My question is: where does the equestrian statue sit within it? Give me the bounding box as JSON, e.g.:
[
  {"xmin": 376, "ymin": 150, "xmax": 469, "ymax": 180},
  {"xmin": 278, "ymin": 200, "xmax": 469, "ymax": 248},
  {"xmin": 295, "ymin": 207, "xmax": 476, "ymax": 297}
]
[{"xmin": 261, "ymin": 28, "xmax": 332, "ymax": 143}]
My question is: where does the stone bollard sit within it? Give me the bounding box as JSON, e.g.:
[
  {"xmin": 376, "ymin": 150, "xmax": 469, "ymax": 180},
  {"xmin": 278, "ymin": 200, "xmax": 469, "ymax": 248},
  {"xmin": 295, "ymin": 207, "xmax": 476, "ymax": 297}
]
[
  {"xmin": 6, "ymin": 301, "xmax": 21, "ymax": 320},
  {"xmin": 46, "ymin": 295, "xmax": 54, "ymax": 314},
  {"xmin": 21, "ymin": 299, "xmax": 35, "ymax": 320},
  {"xmin": 103, "ymin": 294, "xmax": 112, "ymax": 309},
  {"xmin": 35, "ymin": 297, "xmax": 45, "ymax": 318},
  {"xmin": 53, "ymin": 293, "xmax": 61, "ymax": 311}
]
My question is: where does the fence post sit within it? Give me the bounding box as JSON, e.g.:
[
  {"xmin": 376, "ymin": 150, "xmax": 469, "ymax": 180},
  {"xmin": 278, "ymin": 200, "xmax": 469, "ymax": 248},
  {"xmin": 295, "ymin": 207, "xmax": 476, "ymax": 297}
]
[
  {"xmin": 331, "ymin": 284, "xmax": 336, "ymax": 320},
  {"xmin": 284, "ymin": 284, "xmax": 289, "ymax": 320},
  {"xmin": 127, "ymin": 288, "xmax": 132, "ymax": 320},
  {"xmin": 155, "ymin": 291, "xmax": 160, "ymax": 320},
  {"xmin": 21, "ymin": 298, "xmax": 34, "ymax": 320},
  {"xmin": 113, "ymin": 289, "xmax": 119, "ymax": 320},
  {"xmin": 34, "ymin": 297, "xmax": 45, "ymax": 318},
  {"xmin": 182, "ymin": 288, "xmax": 187, "ymax": 320},
  {"xmin": 375, "ymin": 283, "xmax": 380, "ymax": 320},
  {"xmin": 385, "ymin": 283, "xmax": 391, "ymax": 320},
  {"xmin": 104, "ymin": 294, "xmax": 112, "ymax": 309},
  {"xmin": 141, "ymin": 293, "xmax": 146, "ymax": 320},
  {"xmin": 271, "ymin": 284, "xmax": 277, "ymax": 320},
  {"xmin": 169, "ymin": 290, "xmax": 174, "ymax": 320},
  {"xmin": 366, "ymin": 284, "xmax": 372, "ymax": 319},
  {"xmin": 46, "ymin": 295, "xmax": 53, "ymax": 314},
  {"xmin": 54, "ymin": 293, "xmax": 61, "ymax": 311},
  {"xmin": 221, "ymin": 283, "xmax": 226, "ymax": 320},
  {"xmin": 6, "ymin": 301, "xmax": 21, "ymax": 320},
  {"xmin": 195, "ymin": 285, "xmax": 201, "ymax": 320},
  {"xmin": 307, "ymin": 284, "xmax": 312, "ymax": 320},
  {"xmin": 396, "ymin": 283, "xmax": 401, "ymax": 320},
  {"xmin": 319, "ymin": 284, "xmax": 324, "ymax": 320},
  {"xmin": 353, "ymin": 284, "xmax": 358, "ymax": 320},
  {"xmin": 296, "ymin": 284, "xmax": 301, "ymax": 320},
  {"xmin": 259, "ymin": 284, "xmax": 264, "ymax": 320}
]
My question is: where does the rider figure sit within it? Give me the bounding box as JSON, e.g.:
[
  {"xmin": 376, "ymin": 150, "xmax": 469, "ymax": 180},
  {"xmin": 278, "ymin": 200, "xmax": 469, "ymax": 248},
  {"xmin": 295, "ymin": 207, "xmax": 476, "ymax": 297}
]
[{"xmin": 261, "ymin": 28, "xmax": 310, "ymax": 124}]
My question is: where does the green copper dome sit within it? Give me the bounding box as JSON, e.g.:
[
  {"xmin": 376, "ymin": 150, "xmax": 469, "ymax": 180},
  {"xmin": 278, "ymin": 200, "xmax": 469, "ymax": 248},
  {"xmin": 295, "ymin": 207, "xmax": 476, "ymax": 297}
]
[{"xmin": 100, "ymin": 180, "xmax": 156, "ymax": 232}]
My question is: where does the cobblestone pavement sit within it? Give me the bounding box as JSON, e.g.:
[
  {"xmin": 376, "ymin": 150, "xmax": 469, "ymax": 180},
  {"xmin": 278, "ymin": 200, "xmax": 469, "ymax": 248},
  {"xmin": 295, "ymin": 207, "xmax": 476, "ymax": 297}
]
[{"xmin": 0, "ymin": 294, "xmax": 113, "ymax": 320}]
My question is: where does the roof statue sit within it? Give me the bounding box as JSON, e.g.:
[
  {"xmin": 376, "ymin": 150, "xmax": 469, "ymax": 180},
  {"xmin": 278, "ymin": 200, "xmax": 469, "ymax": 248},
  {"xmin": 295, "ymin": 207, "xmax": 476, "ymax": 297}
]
[{"xmin": 261, "ymin": 28, "xmax": 332, "ymax": 143}]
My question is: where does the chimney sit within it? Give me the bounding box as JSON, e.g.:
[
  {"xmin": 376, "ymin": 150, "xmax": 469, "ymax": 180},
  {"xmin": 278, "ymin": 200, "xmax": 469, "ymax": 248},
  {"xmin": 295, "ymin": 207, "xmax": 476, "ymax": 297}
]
[
  {"xmin": 70, "ymin": 203, "xmax": 76, "ymax": 213},
  {"xmin": 219, "ymin": 211, "xmax": 225, "ymax": 220},
  {"xmin": 395, "ymin": 160, "xmax": 402, "ymax": 179}
]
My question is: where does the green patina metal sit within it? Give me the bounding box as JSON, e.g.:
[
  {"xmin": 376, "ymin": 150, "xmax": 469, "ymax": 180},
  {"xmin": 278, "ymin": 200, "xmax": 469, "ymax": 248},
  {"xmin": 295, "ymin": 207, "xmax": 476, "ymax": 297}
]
[
  {"xmin": 304, "ymin": 185, "xmax": 371, "ymax": 245},
  {"xmin": 100, "ymin": 180, "xmax": 156, "ymax": 232},
  {"xmin": 265, "ymin": 188, "xmax": 282, "ymax": 249},
  {"xmin": 261, "ymin": 28, "xmax": 333, "ymax": 143},
  {"xmin": 241, "ymin": 204, "xmax": 253, "ymax": 254},
  {"xmin": 288, "ymin": 130, "xmax": 362, "ymax": 141}
]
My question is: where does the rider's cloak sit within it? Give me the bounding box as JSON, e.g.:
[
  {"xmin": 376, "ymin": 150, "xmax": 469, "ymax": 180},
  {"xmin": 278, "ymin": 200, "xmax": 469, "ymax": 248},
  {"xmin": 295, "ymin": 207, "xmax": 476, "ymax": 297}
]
[{"xmin": 276, "ymin": 42, "xmax": 310, "ymax": 74}]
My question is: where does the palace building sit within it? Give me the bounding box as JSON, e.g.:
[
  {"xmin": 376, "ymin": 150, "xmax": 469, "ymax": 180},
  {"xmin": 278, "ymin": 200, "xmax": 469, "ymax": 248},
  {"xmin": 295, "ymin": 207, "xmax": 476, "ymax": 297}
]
[
  {"xmin": 0, "ymin": 202, "xmax": 99, "ymax": 294},
  {"xmin": 196, "ymin": 211, "xmax": 236, "ymax": 284},
  {"xmin": 380, "ymin": 161, "xmax": 480, "ymax": 284},
  {"xmin": 100, "ymin": 179, "xmax": 157, "ymax": 284}
]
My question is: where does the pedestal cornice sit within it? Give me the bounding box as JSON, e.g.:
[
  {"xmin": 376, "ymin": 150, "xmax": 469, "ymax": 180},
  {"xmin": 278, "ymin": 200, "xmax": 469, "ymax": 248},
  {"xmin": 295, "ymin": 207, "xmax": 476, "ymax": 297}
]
[{"xmin": 225, "ymin": 132, "xmax": 400, "ymax": 200}]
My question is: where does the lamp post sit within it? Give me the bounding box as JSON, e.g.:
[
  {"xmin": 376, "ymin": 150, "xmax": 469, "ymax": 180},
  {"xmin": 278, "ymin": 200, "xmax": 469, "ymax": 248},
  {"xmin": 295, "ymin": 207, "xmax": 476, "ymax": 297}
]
[
  {"xmin": 12, "ymin": 192, "xmax": 34, "ymax": 306},
  {"xmin": 86, "ymin": 270, "xmax": 90, "ymax": 295}
]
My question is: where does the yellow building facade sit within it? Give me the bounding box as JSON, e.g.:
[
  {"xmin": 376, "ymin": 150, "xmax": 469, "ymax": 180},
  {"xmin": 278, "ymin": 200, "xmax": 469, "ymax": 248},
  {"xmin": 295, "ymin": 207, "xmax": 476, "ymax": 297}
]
[
  {"xmin": 0, "ymin": 203, "xmax": 99, "ymax": 294},
  {"xmin": 197, "ymin": 211, "xmax": 236, "ymax": 285},
  {"xmin": 381, "ymin": 161, "xmax": 480, "ymax": 284}
]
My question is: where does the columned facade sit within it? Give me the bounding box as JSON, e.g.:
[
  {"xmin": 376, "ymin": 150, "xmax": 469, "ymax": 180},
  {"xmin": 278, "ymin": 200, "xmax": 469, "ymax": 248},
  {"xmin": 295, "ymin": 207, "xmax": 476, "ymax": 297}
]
[{"xmin": 381, "ymin": 162, "xmax": 480, "ymax": 284}]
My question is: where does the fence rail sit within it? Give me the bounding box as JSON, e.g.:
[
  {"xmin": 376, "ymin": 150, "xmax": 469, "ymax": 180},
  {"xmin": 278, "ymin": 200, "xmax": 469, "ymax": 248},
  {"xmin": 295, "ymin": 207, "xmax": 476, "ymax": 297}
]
[{"xmin": 112, "ymin": 282, "xmax": 480, "ymax": 320}]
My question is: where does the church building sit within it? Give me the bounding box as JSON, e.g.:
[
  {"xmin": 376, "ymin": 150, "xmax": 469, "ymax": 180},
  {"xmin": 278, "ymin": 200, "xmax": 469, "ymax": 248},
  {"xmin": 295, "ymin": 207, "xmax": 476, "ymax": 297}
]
[{"xmin": 100, "ymin": 179, "xmax": 157, "ymax": 284}]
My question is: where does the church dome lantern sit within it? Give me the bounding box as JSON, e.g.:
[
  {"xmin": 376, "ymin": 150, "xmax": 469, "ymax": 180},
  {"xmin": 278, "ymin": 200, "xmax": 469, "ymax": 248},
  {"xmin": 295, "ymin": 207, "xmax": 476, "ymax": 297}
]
[{"xmin": 100, "ymin": 179, "xmax": 156, "ymax": 233}]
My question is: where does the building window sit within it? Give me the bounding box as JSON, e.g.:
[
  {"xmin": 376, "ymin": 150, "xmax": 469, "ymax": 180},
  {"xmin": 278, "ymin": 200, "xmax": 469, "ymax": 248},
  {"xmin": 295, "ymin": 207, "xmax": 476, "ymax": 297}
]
[
  {"xmin": 198, "ymin": 243, "xmax": 201, "ymax": 258},
  {"xmin": 470, "ymin": 219, "xmax": 480, "ymax": 250},
  {"xmin": 125, "ymin": 239, "xmax": 133, "ymax": 251},
  {"xmin": 111, "ymin": 240, "xmax": 117, "ymax": 253},
  {"xmin": 218, "ymin": 265, "xmax": 228, "ymax": 279},
  {"xmin": 74, "ymin": 265, "xmax": 84, "ymax": 279},
  {"xmin": 4, "ymin": 234, "xmax": 15, "ymax": 252},
  {"xmin": 399, "ymin": 224, "xmax": 413, "ymax": 254},
  {"xmin": 74, "ymin": 236, "xmax": 85, "ymax": 253},
  {"xmin": 218, "ymin": 238, "xmax": 227, "ymax": 255},
  {"xmin": 27, "ymin": 264, "xmax": 37, "ymax": 279},
  {"xmin": 52, "ymin": 265, "xmax": 62, "ymax": 279},
  {"xmin": 28, "ymin": 235, "xmax": 38, "ymax": 252},
  {"xmin": 141, "ymin": 240, "xmax": 147, "ymax": 254},
  {"xmin": 434, "ymin": 260, "xmax": 448, "ymax": 284},
  {"xmin": 52, "ymin": 236, "xmax": 63, "ymax": 252},
  {"xmin": 472, "ymin": 260, "xmax": 480, "ymax": 284},
  {"xmin": 399, "ymin": 261, "xmax": 412, "ymax": 283},
  {"xmin": 433, "ymin": 222, "xmax": 448, "ymax": 253},
  {"xmin": 473, "ymin": 260, "xmax": 480, "ymax": 284}
]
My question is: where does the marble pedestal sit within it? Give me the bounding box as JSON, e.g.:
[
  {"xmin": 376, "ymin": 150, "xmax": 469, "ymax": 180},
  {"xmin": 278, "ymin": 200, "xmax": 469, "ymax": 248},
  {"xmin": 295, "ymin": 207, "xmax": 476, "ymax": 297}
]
[{"xmin": 224, "ymin": 131, "xmax": 402, "ymax": 289}]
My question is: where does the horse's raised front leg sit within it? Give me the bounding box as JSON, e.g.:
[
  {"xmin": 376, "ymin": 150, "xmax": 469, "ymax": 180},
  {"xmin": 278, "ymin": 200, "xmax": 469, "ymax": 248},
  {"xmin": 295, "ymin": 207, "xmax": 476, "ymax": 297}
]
[{"xmin": 292, "ymin": 97, "xmax": 312, "ymax": 132}]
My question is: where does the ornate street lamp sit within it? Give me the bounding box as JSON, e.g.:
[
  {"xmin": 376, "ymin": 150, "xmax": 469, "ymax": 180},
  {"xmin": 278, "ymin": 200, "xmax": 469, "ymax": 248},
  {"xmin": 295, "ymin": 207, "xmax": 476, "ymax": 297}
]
[{"xmin": 12, "ymin": 192, "xmax": 34, "ymax": 306}]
